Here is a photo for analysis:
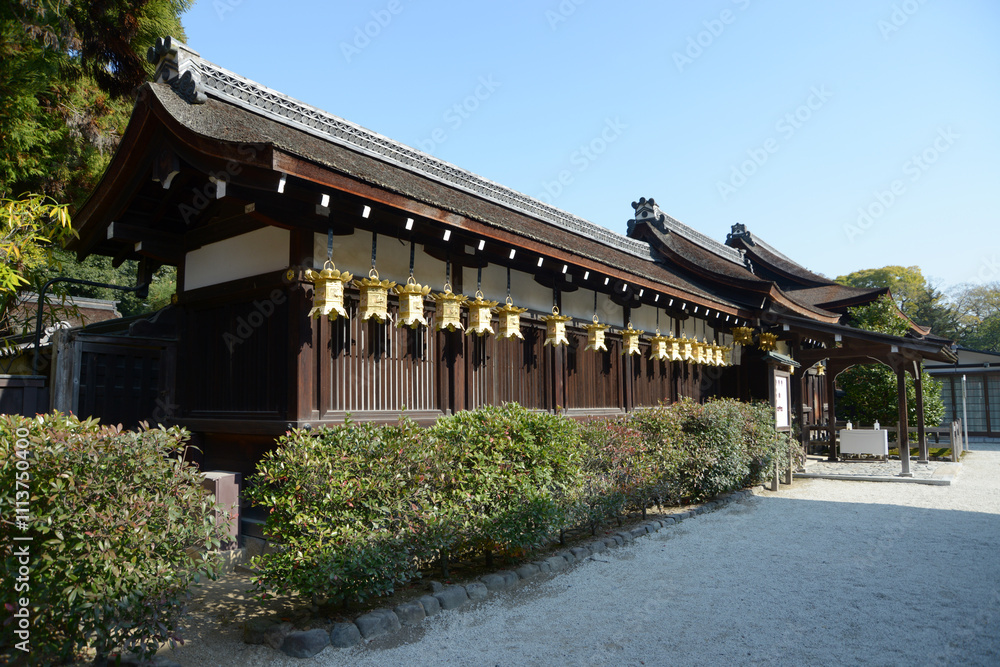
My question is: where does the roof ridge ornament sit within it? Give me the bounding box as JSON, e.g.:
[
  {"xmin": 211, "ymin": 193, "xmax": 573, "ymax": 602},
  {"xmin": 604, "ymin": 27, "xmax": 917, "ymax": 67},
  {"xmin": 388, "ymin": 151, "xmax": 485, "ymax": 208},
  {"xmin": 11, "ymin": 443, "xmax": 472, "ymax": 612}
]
[
  {"xmin": 146, "ymin": 36, "xmax": 206, "ymax": 104},
  {"xmin": 627, "ymin": 197, "xmax": 746, "ymax": 265},
  {"xmin": 726, "ymin": 222, "xmax": 753, "ymax": 245}
]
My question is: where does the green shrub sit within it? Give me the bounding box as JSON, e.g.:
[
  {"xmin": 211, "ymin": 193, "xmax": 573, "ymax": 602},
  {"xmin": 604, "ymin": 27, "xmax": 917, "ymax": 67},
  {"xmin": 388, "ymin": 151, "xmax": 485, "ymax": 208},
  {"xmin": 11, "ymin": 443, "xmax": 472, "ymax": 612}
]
[
  {"xmin": 578, "ymin": 416, "xmax": 679, "ymax": 524},
  {"xmin": 0, "ymin": 414, "xmax": 223, "ymax": 665},
  {"xmin": 247, "ymin": 418, "xmax": 448, "ymax": 607},
  {"xmin": 428, "ymin": 404, "xmax": 586, "ymax": 558},
  {"xmin": 248, "ymin": 399, "xmax": 796, "ymax": 607}
]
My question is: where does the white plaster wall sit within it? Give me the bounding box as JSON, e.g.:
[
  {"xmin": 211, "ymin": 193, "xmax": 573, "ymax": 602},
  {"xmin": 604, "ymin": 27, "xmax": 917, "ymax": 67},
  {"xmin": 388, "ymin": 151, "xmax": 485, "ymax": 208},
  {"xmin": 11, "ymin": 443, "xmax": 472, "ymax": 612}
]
[
  {"xmin": 630, "ymin": 305, "xmax": 673, "ymax": 335},
  {"xmin": 184, "ymin": 226, "xmax": 290, "ymax": 291},
  {"xmin": 314, "ymin": 231, "xmax": 447, "ymax": 288},
  {"xmin": 561, "ymin": 288, "xmax": 622, "ymax": 327}
]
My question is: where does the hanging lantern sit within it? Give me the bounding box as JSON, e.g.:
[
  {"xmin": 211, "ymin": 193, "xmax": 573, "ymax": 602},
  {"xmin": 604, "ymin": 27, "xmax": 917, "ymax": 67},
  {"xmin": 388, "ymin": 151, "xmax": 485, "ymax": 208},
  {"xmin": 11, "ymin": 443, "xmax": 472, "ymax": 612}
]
[
  {"xmin": 541, "ymin": 306, "xmax": 571, "ymax": 347},
  {"xmin": 680, "ymin": 335, "xmax": 695, "ymax": 362},
  {"xmin": 584, "ymin": 315, "xmax": 609, "ymax": 352},
  {"xmin": 354, "ymin": 268, "xmax": 396, "ymax": 324},
  {"xmin": 732, "ymin": 326, "xmax": 754, "ymax": 346},
  {"xmin": 496, "ymin": 296, "xmax": 527, "ymax": 340},
  {"xmin": 722, "ymin": 345, "xmax": 733, "ymax": 367},
  {"xmin": 758, "ymin": 332, "xmax": 778, "ymax": 352},
  {"xmin": 649, "ymin": 329, "xmax": 671, "ymax": 361},
  {"xmin": 694, "ymin": 338, "xmax": 707, "ymax": 365},
  {"xmin": 433, "ymin": 283, "xmax": 467, "ymax": 332},
  {"xmin": 816, "ymin": 363, "xmax": 826, "ymax": 376},
  {"xmin": 667, "ymin": 335, "xmax": 683, "ymax": 362},
  {"xmin": 712, "ymin": 343, "xmax": 725, "ymax": 366},
  {"xmin": 395, "ymin": 276, "xmax": 431, "ymax": 329},
  {"xmin": 304, "ymin": 260, "xmax": 353, "ymax": 321},
  {"xmin": 621, "ymin": 322, "xmax": 643, "ymax": 356},
  {"xmin": 466, "ymin": 290, "xmax": 498, "ymax": 336}
]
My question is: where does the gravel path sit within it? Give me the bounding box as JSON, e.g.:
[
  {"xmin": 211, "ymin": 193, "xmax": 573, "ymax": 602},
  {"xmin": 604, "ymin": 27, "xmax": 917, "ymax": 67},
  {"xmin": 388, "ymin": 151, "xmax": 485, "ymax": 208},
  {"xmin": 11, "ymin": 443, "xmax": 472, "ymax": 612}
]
[{"xmin": 163, "ymin": 450, "xmax": 1000, "ymax": 666}]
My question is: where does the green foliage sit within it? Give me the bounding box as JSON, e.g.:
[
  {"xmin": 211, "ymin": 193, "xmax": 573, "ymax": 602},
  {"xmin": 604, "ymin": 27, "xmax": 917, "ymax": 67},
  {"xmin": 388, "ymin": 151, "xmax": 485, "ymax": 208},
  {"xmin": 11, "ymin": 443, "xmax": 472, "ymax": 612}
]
[
  {"xmin": 0, "ymin": 195, "xmax": 75, "ymax": 335},
  {"xmin": 837, "ymin": 364, "xmax": 945, "ymax": 430},
  {"xmin": 0, "ymin": 413, "xmax": 223, "ymax": 664},
  {"xmin": 248, "ymin": 407, "xmax": 586, "ymax": 606},
  {"xmin": 954, "ymin": 282, "xmax": 1000, "ymax": 352},
  {"xmin": 0, "ymin": 1, "xmax": 191, "ymax": 201},
  {"xmin": 631, "ymin": 399, "xmax": 788, "ymax": 502},
  {"xmin": 579, "ymin": 413, "xmax": 681, "ymax": 521},
  {"xmin": 838, "ymin": 294, "xmax": 946, "ymax": 429},
  {"xmin": 40, "ymin": 247, "xmax": 177, "ymax": 318},
  {"xmin": 249, "ymin": 401, "xmax": 792, "ymax": 607},
  {"xmin": 429, "ymin": 405, "xmax": 585, "ymax": 557},
  {"xmin": 962, "ymin": 314, "xmax": 1000, "ymax": 353},
  {"xmin": 846, "ymin": 294, "xmax": 910, "ymax": 336},
  {"xmin": 836, "ymin": 265, "xmax": 959, "ymax": 339},
  {"xmin": 246, "ymin": 418, "xmax": 447, "ymax": 607}
]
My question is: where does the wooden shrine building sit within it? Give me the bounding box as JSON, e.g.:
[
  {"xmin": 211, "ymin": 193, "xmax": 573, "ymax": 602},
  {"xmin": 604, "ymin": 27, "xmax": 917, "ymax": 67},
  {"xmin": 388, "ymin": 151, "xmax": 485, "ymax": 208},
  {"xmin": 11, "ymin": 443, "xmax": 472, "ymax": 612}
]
[{"xmin": 67, "ymin": 38, "xmax": 957, "ymax": 476}]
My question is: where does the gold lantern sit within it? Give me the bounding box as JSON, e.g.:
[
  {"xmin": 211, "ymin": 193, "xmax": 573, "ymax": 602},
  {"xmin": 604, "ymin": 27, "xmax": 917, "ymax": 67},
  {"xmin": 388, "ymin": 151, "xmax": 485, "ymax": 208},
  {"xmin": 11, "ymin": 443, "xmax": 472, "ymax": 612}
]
[
  {"xmin": 496, "ymin": 296, "xmax": 527, "ymax": 340},
  {"xmin": 466, "ymin": 290, "xmax": 498, "ymax": 336},
  {"xmin": 395, "ymin": 276, "xmax": 431, "ymax": 329},
  {"xmin": 758, "ymin": 332, "xmax": 778, "ymax": 352},
  {"xmin": 584, "ymin": 315, "xmax": 609, "ymax": 352},
  {"xmin": 668, "ymin": 335, "xmax": 683, "ymax": 362},
  {"xmin": 816, "ymin": 362, "xmax": 826, "ymax": 376},
  {"xmin": 680, "ymin": 335, "xmax": 695, "ymax": 362},
  {"xmin": 722, "ymin": 345, "xmax": 733, "ymax": 367},
  {"xmin": 704, "ymin": 340, "xmax": 719, "ymax": 366},
  {"xmin": 649, "ymin": 329, "xmax": 670, "ymax": 361},
  {"xmin": 621, "ymin": 322, "xmax": 643, "ymax": 356},
  {"xmin": 693, "ymin": 338, "xmax": 706, "ymax": 365},
  {"xmin": 433, "ymin": 282, "xmax": 467, "ymax": 332},
  {"xmin": 732, "ymin": 326, "xmax": 754, "ymax": 346},
  {"xmin": 541, "ymin": 306, "xmax": 571, "ymax": 347},
  {"xmin": 304, "ymin": 260, "xmax": 353, "ymax": 320},
  {"xmin": 353, "ymin": 268, "xmax": 396, "ymax": 324},
  {"xmin": 712, "ymin": 343, "xmax": 725, "ymax": 366}
]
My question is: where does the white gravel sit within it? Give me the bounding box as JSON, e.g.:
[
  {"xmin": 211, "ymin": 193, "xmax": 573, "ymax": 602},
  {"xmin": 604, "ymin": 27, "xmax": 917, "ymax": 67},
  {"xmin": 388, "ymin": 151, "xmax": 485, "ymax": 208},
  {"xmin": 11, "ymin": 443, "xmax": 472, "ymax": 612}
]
[{"xmin": 162, "ymin": 450, "xmax": 1000, "ymax": 666}]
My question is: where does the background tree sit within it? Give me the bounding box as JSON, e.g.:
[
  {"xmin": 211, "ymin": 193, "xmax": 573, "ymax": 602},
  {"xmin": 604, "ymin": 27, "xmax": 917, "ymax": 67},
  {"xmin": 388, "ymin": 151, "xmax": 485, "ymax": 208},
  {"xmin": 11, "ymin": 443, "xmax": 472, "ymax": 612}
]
[
  {"xmin": 835, "ymin": 294, "xmax": 945, "ymax": 431},
  {"xmin": 835, "ymin": 265, "xmax": 960, "ymax": 340},
  {"xmin": 951, "ymin": 282, "xmax": 1000, "ymax": 352},
  {"xmin": 0, "ymin": 195, "xmax": 74, "ymax": 335},
  {"xmin": 0, "ymin": 1, "xmax": 190, "ymax": 333}
]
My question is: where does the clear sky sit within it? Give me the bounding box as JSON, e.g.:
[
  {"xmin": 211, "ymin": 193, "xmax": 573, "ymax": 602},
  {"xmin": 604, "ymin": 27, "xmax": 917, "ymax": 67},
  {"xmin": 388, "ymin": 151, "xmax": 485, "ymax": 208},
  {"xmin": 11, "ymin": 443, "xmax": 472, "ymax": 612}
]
[{"xmin": 181, "ymin": 0, "xmax": 999, "ymax": 292}]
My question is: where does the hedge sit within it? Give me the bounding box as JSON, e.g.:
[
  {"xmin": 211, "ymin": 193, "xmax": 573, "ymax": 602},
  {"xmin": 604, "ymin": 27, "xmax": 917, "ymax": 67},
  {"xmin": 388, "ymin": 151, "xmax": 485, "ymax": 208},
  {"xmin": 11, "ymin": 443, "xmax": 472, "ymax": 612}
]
[
  {"xmin": 249, "ymin": 399, "xmax": 794, "ymax": 607},
  {"xmin": 0, "ymin": 414, "xmax": 224, "ymax": 665}
]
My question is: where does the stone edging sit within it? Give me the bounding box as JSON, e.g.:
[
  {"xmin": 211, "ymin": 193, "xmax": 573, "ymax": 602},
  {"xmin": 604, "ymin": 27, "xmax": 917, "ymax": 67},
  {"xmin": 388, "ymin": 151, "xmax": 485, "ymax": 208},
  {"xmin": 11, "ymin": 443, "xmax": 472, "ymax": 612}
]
[{"xmin": 243, "ymin": 489, "xmax": 756, "ymax": 659}]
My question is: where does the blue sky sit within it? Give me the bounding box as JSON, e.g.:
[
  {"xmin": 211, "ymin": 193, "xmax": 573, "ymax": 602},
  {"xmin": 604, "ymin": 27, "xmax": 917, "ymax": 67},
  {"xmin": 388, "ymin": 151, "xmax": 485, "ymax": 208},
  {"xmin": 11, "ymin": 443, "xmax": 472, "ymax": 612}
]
[{"xmin": 182, "ymin": 0, "xmax": 999, "ymax": 292}]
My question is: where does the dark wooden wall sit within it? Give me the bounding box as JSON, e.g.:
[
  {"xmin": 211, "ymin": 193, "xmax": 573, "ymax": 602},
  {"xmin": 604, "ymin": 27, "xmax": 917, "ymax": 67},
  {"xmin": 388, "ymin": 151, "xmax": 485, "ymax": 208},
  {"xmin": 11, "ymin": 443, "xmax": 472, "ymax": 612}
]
[
  {"xmin": 179, "ymin": 292, "xmax": 289, "ymax": 420},
  {"xmin": 177, "ymin": 282, "xmax": 723, "ymax": 436}
]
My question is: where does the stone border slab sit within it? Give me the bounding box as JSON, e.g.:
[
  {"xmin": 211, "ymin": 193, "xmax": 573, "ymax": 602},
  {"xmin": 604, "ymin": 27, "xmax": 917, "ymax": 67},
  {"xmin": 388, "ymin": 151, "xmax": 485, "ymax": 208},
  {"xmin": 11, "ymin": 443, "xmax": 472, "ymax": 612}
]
[{"xmin": 794, "ymin": 473, "xmax": 953, "ymax": 486}]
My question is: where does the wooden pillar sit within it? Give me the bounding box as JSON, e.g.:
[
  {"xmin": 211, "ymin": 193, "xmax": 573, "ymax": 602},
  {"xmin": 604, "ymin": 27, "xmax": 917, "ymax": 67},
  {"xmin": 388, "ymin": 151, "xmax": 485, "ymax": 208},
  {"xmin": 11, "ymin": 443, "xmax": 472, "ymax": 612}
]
[
  {"xmin": 896, "ymin": 366, "xmax": 912, "ymax": 477},
  {"xmin": 552, "ymin": 291, "xmax": 565, "ymax": 413},
  {"xmin": 796, "ymin": 371, "xmax": 808, "ymax": 460},
  {"xmin": 622, "ymin": 306, "xmax": 634, "ymax": 412},
  {"xmin": 288, "ymin": 230, "xmax": 316, "ymax": 425},
  {"xmin": 826, "ymin": 367, "xmax": 837, "ymax": 461},
  {"xmin": 914, "ymin": 360, "xmax": 929, "ymax": 464},
  {"xmin": 436, "ymin": 330, "xmax": 451, "ymax": 414},
  {"xmin": 553, "ymin": 345, "xmax": 566, "ymax": 413}
]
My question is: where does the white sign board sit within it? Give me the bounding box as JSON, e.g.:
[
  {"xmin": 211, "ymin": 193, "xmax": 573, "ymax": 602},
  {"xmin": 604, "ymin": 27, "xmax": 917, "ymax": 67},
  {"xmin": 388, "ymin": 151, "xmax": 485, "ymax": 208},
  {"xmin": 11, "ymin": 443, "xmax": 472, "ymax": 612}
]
[{"xmin": 774, "ymin": 374, "xmax": 790, "ymax": 429}]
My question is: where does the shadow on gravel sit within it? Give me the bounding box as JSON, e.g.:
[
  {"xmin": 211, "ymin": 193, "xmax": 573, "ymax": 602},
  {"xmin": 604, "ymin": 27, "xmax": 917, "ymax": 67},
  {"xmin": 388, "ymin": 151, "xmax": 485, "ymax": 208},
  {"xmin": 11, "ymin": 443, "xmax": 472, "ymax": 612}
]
[{"xmin": 725, "ymin": 495, "xmax": 1000, "ymax": 666}]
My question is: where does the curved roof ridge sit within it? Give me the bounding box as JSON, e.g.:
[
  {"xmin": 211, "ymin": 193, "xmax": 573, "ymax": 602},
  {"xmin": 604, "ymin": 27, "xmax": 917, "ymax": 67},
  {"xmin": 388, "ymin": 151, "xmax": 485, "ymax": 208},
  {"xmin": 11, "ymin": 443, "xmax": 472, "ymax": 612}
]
[{"xmin": 174, "ymin": 53, "xmax": 656, "ymax": 263}]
